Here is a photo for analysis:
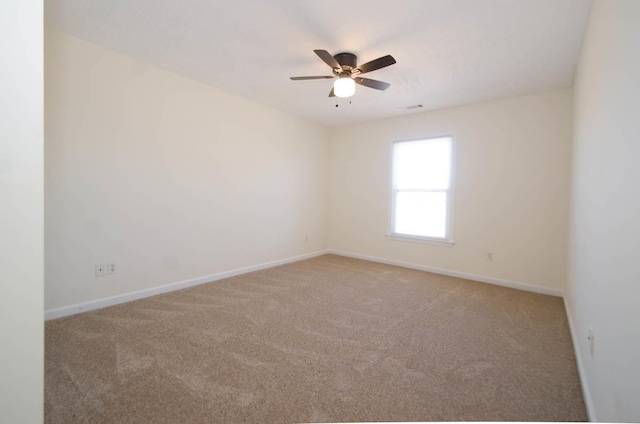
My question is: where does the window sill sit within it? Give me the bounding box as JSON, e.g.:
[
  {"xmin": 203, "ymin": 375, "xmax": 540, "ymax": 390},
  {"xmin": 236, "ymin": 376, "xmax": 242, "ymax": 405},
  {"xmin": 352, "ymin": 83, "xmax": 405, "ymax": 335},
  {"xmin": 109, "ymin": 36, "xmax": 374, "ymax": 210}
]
[{"xmin": 385, "ymin": 234, "xmax": 455, "ymax": 247}]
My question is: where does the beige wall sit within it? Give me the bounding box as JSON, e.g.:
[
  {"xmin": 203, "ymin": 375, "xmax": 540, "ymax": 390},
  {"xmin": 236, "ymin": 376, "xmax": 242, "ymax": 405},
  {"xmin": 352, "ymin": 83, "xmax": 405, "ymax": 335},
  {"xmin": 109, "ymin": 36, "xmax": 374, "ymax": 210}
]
[
  {"xmin": 45, "ymin": 31, "xmax": 329, "ymax": 310},
  {"xmin": 567, "ymin": 0, "xmax": 640, "ymax": 421},
  {"xmin": 45, "ymin": 31, "xmax": 574, "ymax": 309},
  {"xmin": 329, "ymin": 89, "xmax": 572, "ymax": 292},
  {"xmin": 0, "ymin": 1, "xmax": 44, "ymax": 422}
]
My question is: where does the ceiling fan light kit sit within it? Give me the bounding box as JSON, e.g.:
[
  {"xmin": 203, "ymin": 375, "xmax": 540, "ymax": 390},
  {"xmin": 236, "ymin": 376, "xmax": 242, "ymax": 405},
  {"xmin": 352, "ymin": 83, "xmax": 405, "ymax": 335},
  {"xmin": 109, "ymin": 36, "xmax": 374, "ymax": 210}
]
[
  {"xmin": 290, "ymin": 50, "xmax": 396, "ymax": 99},
  {"xmin": 334, "ymin": 77, "xmax": 356, "ymax": 98}
]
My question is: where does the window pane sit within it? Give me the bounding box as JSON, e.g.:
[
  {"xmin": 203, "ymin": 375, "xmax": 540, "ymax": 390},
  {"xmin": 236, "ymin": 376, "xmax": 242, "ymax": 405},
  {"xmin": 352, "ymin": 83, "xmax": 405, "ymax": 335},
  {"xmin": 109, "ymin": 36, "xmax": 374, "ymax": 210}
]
[
  {"xmin": 393, "ymin": 138, "xmax": 451, "ymax": 190},
  {"xmin": 394, "ymin": 192, "xmax": 447, "ymax": 238}
]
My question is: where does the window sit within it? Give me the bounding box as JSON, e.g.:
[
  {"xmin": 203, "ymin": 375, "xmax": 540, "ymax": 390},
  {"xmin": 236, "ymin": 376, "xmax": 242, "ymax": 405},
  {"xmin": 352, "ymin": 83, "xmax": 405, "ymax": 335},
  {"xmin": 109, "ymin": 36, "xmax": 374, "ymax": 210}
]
[{"xmin": 389, "ymin": 136, "xmax": 455, "ymax": 245}]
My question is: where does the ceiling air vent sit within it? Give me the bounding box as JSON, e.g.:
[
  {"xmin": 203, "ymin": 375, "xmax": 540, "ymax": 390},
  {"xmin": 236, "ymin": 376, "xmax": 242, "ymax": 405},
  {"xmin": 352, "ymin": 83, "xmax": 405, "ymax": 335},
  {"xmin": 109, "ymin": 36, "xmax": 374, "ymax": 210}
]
[{"xmin": 400, "ymin": 104, "xmax": 424, "ymax": 110}]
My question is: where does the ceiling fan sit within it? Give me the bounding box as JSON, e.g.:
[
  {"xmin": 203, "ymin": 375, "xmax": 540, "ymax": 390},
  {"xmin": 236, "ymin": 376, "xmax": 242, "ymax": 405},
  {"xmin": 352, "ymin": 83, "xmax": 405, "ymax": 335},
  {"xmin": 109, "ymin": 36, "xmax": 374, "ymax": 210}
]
[{"xmin": 290, "ymin": 50, "xmax": 396, "ymax": 98}]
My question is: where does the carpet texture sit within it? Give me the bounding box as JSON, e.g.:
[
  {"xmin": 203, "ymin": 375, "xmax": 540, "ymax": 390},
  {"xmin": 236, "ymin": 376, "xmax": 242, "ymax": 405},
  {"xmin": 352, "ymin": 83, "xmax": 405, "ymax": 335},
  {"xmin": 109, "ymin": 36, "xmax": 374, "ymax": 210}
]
[{"xmin": 45, "ymin": 254, "xmax": 586, "ymax": 423}]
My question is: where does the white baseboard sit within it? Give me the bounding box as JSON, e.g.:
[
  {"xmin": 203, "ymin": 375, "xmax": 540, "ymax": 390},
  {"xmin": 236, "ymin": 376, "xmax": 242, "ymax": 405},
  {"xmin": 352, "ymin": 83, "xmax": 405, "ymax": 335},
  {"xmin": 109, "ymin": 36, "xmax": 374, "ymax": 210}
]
[
  {"xmin": 46, "ymin": 248, "xmax": 563, "ymax": 320},
  {"xmin": 563, "ymin": 296, "xmax": 596, "ymax": 422},
  {"xmin": 327, "ymin": 249, "xmax": 564, "ymax": 297},
  {"xmin": 45, "ymin": 250, "xmax": 329, "ymax": 321}
]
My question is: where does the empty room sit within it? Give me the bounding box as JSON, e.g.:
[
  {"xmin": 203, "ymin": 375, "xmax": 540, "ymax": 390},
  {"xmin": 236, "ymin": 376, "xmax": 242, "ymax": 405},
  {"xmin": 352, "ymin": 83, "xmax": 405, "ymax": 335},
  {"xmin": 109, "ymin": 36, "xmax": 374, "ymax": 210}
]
[{"xmin": 2, "ymin": 0, "xmax": 640, "ymax": 423}]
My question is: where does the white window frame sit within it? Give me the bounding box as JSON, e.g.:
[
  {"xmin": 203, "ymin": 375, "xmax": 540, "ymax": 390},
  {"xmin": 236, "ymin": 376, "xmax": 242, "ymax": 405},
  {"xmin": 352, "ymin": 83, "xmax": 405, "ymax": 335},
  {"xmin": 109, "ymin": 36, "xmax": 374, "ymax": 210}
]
[{"xmin": 387, "ymin": 135, "xmax": 456, "ymax": 246}]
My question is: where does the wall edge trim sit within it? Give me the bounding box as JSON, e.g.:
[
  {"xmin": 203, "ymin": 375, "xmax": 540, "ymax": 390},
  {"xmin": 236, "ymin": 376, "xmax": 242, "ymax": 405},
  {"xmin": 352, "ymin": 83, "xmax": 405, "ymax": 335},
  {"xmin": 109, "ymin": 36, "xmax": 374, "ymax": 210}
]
[
  {"xmin": 327, "ymin": 249, "xmax": 564, "ymax": 297},
  {"xmin": 564, "ymin": 296, "xmax": 596, "ymax": 421},
  {"xmin": 45, "ymin": 250, "xmax": 330, "ymax": 321}
]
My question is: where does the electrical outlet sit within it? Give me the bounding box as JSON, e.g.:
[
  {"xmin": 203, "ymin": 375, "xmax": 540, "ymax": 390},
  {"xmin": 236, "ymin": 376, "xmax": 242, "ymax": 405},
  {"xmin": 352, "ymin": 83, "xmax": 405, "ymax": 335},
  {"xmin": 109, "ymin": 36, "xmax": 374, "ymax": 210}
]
[
  {"xmin": 95, "ymin": 264, "xmax": 105, "ymax": 277},
  {"xmin": 588, "ymin": 328, "xmax": 595, "ymax": 356},
  {"xmin": 107, "ymin": 262, "xmax": 117, "ymax": 275},
  {"xmin": 305, "ymin": 235, "xmax": 308, "ymax": 242},
  {"xmin": 486, "ymin": 252, "xmax": 493, "ymax": 261}
]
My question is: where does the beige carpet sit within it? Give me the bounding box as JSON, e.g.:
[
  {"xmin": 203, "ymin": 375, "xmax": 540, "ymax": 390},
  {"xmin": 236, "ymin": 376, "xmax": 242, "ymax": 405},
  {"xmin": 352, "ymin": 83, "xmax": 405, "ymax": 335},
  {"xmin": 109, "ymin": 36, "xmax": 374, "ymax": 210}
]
[{"xmin": 45, "ymin": 254, "xmax": 586, "ymax": 423}]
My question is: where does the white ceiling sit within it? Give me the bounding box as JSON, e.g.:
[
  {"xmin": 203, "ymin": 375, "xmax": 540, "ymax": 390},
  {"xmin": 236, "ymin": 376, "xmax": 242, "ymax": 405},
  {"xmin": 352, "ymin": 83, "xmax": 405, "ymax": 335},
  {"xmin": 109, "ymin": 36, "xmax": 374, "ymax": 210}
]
[{"xmin": 45, "ymin": 0, "xmax": 592, "ymax": 127}]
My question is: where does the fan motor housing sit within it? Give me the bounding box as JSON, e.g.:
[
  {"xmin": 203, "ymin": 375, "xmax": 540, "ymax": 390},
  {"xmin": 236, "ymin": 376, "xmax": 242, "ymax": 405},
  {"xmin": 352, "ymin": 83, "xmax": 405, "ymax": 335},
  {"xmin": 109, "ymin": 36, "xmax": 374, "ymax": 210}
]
[{"xmin": 333, "ymin": 52, "xmax": 358, "ymax": 71}]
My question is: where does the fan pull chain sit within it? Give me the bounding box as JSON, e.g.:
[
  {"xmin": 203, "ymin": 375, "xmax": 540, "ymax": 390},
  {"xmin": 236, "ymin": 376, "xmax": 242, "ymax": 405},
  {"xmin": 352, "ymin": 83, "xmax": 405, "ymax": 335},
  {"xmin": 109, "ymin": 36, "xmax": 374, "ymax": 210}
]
[{"xmin": 335, "ymin": 99, "xmax": 353, "ymax": 108}]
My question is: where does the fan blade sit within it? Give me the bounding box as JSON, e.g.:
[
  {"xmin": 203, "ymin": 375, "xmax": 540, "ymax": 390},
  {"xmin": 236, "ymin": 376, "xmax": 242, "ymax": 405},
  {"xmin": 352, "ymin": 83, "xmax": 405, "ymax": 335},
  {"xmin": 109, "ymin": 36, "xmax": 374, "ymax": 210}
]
[
  {"xmin": 329, "ymin": 87, "xmax": 336, "ymax": 97},
  {"xmin": 356, "ymin": 55, "xmax": 396, "ymax": 74},
  {"xmin": 355, "ymin": 77, "xmax": 390, "ymax": 90},
  {"xmin": 290, "ymin": 76, "xmax": 335, "ymax": 80},
  {"xmin": 314, "ymin": 49, "xmax": 341, "ymax": 69}
]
